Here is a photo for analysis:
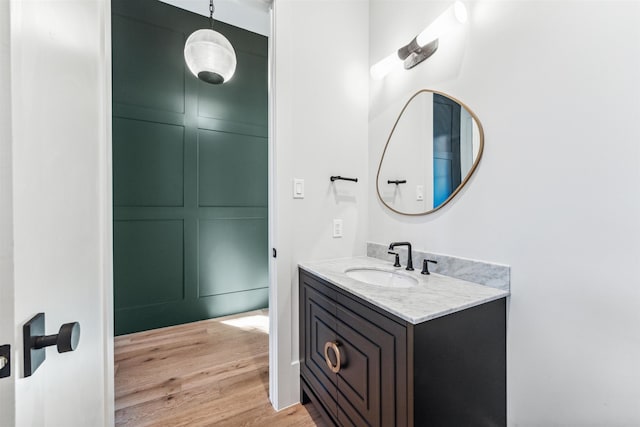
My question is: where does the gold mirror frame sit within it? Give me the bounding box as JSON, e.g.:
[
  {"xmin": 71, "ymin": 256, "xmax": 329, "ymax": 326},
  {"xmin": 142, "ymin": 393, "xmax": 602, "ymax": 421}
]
[{"xmin": 376, "ymin": 89, "xmax": 485, "ymax": 216}]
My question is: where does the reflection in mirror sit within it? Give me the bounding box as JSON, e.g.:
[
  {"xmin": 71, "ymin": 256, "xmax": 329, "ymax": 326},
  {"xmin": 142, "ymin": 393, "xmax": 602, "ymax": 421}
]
[{"xmin": 376, "ymin": 90, "xmax": 483, "ymax": 215}]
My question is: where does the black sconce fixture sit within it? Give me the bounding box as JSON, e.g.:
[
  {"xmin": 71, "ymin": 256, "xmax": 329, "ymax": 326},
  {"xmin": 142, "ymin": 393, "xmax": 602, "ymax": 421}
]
[{"xmin": 370, "ymin": 1, "xmax": 467, "ymax": 79}]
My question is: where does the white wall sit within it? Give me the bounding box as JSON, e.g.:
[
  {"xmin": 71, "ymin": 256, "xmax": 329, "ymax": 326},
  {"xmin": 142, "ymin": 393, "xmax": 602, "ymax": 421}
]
[
  {"xmin": 369, "ymin": 1, "xmax": 640, "ymax": 424},
  {"xmin": 0, "ymin": 0, "xmax": 16, "ymax": 424},
  {"xmin": 272, "ymin": 0, "xmax": 369, "ymax": 409}
]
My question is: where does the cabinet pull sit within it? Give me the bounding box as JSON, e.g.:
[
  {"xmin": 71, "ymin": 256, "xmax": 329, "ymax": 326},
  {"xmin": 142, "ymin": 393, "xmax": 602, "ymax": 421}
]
[{"xmin": 324, "ymin": 341, "xmax": 341, "ymax": 373}]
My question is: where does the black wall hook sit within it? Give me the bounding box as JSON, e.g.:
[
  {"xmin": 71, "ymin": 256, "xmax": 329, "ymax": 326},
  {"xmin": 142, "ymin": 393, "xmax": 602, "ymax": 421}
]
[
  {"xmin": 387, "ymin": 180, "xmax": 407, "ymax": 185},
  {"xmin": 330, "ymin": 176, "xmax": 358, "ymax": 183}
]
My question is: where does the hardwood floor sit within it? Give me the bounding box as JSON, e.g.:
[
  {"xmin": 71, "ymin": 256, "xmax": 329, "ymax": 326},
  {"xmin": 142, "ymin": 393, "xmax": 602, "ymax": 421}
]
[{"xmin": 115, "ymin": 309, "xmax": 326, "ymax": 427}]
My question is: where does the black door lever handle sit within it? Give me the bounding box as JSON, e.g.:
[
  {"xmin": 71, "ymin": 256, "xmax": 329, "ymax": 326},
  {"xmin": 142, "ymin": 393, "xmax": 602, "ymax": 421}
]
[
  {"xmin": 33, "ymin": 322, "xmax": 81, "ymax": 353},
  {"xmin": 23, "ymin": 313, "xmax": 81, "ymax": 377}
]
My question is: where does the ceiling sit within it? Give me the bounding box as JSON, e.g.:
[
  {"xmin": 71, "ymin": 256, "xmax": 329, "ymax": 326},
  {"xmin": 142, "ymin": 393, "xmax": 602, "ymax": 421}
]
[{"xmin": 159, "ymin": 0, "xmax": 271, "ymax": 36}]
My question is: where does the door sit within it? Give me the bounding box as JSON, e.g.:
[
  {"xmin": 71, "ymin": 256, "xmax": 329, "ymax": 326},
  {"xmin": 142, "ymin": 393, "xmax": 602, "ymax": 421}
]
[
  {"xmin": 335, "ymin": 307, "xmax": 384, "ymax": 426},
  {"xmin": 334, "ymin": 297, "xmax": 406, "ymax": 427},
  {"xmin": 300, "ymin": 272, "xmax": 409, "ymax": 427},
  {"xmin": 1, "ymin": 0, "xmax": 113, "ymax": 425}
]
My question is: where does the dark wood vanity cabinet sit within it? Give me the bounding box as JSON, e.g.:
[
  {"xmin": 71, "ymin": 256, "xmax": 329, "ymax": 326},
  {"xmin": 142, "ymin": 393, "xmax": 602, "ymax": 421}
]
[{"xmin": 299, "ymin": 269, "xmax": 506, "ymax": 427}]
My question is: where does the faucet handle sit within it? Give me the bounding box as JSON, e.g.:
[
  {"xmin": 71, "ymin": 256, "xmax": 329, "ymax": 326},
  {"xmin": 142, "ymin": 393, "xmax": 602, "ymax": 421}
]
[
  {"xmin": 388, "ymin": 251, "xmax": 401, "ymax": 268},
  {"xmin": 421, "ymin": 259, "xmax": 438, "ymax": 275}
]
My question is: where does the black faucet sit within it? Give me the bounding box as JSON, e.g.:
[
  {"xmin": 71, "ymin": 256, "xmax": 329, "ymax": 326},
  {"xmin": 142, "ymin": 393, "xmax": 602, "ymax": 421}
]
[
  {"xmin": 421, "ymin": 259, "xmax": 438, "ymax": 275},
  {"xmin": 388, "ymin": 242, "xmax": 413, "ymax": 271},
  {"xmin": 387, "ymin": 251, "xmax": 401, "ymax": 267}
]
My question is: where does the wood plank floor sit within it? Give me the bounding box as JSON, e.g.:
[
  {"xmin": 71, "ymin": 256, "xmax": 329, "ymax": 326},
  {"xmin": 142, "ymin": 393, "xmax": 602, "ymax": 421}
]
[{"xmin": 115, "ymin": 309, "xmax": 326, "ymax": 427}]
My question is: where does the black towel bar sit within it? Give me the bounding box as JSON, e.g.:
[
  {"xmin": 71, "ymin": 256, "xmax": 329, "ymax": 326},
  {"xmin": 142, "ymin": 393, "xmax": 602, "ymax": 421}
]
[{"xmin": 330, "ymin": 176, "xmax": 358, "ymax": 183}]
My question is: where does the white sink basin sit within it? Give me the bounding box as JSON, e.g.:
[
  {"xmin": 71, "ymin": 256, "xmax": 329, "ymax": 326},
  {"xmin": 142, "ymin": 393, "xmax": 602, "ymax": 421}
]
[{"xmin": 345, "ymin": 268, "xmax": 418, "ymax": 288}]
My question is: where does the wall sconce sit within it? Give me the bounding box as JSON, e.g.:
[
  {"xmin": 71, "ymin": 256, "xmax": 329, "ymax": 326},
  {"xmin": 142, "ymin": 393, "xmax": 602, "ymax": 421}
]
[{"xmin": 370, "ymin": 1, "xmax": 468, "ymax": 80}]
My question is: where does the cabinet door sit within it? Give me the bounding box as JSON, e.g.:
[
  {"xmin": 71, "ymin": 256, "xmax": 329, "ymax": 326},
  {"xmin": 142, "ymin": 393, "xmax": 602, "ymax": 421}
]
[
  {"xmin": 300, "ymin": 279, "xmax": 338, "ymax": 417},
  {"xmin": 335, "ymin": 302, "xmax": 405, "ymax": 427}
]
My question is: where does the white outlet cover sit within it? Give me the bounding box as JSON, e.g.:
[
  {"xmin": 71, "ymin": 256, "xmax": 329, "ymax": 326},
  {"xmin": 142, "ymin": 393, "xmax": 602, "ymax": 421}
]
[
  {"xmin": 293, "ymin": 178, "xmax": 304, "ymax": 199},
  {"xmin": 333, "ymin": 219, "xmax": 343, "ymax": 238},
  {"xmin": 416, "ymin": 185, "xmax": 424, "ymax": 201}
]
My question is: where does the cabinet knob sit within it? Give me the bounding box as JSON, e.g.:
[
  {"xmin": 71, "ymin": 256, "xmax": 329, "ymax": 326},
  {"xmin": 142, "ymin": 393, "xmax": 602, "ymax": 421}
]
[{"xmin": 324, "ymin": 341, "xmax": 342, "ymax": 374}]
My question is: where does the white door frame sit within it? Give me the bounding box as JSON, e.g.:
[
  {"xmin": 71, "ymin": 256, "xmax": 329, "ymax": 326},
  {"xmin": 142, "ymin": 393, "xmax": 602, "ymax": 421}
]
[
  {"xmin": 267, "ymin": 3, "xmax": 279, "ymax": 407},
  {"xmin": 267, "ymin": 0, "xmax": 300, "ymax": 411},
  {"xmin": 101, "ymin": 0, "xmax": 115, "ymax": 424},
  {"xmin": 0, "ymin": 1, "xmax": 15, "ymax": 425},
  {"xmin": 101, "ymin": 0, "xmax": 291, "ymax": 419}
]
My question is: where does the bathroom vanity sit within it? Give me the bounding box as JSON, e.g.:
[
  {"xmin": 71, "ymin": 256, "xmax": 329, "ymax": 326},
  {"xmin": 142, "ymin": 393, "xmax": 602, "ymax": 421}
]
[{"xmin": 299, "ymin": 257, "xmax": 509, "ymax": 427}]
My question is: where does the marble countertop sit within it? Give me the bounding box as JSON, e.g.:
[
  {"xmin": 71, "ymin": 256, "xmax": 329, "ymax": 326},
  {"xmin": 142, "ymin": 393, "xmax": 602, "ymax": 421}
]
[{"xmin": 299, "ymin": 256, "xmax": 510, "ymax": 324}]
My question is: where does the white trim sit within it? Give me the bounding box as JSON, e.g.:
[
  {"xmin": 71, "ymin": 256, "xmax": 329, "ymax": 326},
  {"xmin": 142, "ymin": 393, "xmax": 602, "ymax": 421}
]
[
  {"xmin": 101, "ymin": 0, "xmax": 115, "ymax": 425},
  {"xmin": 0, "ymin": 0, "xmax": 16, "ymax": 423},
  {"xmin": 267, "ymin": 1, "xmax": 279, "ymax": 411},
  {"xmin": 268, "ymin": 0, "xmax": 299, "ymax": 409}
]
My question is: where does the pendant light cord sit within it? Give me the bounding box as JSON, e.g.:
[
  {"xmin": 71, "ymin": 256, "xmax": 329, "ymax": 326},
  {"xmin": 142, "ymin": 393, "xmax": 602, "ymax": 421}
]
[{"xmin": 209, "ymin": 0, "xmax": 214, "ymax": 29}]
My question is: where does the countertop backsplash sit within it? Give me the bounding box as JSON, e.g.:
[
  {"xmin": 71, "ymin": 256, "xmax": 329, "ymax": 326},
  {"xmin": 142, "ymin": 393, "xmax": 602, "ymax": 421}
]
[{"xmin": 367, "ymin": 242, "xmax": 510, "ymax": 291}]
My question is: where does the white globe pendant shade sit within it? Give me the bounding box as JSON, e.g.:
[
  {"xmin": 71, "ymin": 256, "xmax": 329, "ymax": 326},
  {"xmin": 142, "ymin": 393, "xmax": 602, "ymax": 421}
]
[{"xmin": 184, "ymin": 28, "xmax": 237, "ymax": 84}]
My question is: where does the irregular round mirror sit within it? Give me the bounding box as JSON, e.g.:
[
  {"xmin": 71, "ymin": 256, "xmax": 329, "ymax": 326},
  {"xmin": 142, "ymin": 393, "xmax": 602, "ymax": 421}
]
[{"xmin": 376, "ymin": 89, "xmax": 484, "ymax": 215}]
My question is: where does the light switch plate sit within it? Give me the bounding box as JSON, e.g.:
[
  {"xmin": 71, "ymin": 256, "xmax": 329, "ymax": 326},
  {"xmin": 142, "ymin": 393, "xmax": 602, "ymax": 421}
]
[
  {"xmin": 293, "ymin": 178, "xmax": 304, "ymax": 199},
  {"xmin": 416, "ymin": 185, "xmax": 424, "ymax": 201},
  {"xmin": 333, "ymin": 219, "xmax": 343, "ymax": 238}
]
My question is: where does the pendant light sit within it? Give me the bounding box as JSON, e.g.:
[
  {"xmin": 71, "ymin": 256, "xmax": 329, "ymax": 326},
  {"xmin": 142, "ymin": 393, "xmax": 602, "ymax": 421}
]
[{"xmin": 184, "ymin": 0, "xmax": 237, "ymax": 84}]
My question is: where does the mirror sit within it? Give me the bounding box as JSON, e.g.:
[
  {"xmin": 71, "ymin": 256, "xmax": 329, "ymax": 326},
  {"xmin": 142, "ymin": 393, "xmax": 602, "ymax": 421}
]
[{"xmin": 376, "ymin": 89, "xmax": 484, "ymax": 215}]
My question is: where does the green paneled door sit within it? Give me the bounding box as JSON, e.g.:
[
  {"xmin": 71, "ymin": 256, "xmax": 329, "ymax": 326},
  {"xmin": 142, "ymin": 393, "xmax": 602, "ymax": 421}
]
[{"xmin": 112, "ymin": 0, "xmax": 268, "ymax": 335}]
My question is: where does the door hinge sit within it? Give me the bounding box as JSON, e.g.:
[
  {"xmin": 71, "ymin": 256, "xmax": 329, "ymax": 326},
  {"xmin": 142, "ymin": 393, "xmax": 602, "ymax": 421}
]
[{"xmin": 0, "ymin": 344, "xmax": 10, "ymax": 378}]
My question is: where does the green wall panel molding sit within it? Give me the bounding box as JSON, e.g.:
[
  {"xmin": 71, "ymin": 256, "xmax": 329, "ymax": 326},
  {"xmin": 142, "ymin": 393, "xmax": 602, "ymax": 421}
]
[
  {"xmin": 114, "ymin": 220, "xmax": 185, "ymax": 309},
  {"xmin": 198, "ymin": 129, "xmax": 268, "ymax": 207},
  {"xmin": 112, "ymin": 14, "xmax": 186, "ymax": 113},
  {"xmin": 197, "ymin": 51, "xmax": 268, "ymax": 127},
  {"xmin": 198, "ymin": 218, "xmax": 268, "ymax": 297},
  {"xmin": 113, "ymin": 118, "xmax": 185, "ymax": 207},
  {"xmin": 115, "ymin": 288, "xmax": 269, "ymax": 335},
  {"xmin": 112, "ymin": 0, "xmax": 268, "ymax": 336}
]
